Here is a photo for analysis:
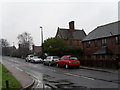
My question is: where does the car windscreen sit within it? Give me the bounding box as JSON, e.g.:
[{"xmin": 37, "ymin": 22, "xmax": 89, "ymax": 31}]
[
  {"xmin": 70, "ymin": 57, "xmax": 78, "ymax": 60},
  {"xmin": 33, "ymin": 56, "xmax": 38, "ymax": 58},
  {"xmin": 46, "ymin": 56, "xmax": 51, "ymax": 59},
  {"xmin": 53, "ymin": 56, "xmax": 59, "ymax": 59},
  {"xmin": 60, "ymin": 57, "xmax": 69, "ymax": 60}
]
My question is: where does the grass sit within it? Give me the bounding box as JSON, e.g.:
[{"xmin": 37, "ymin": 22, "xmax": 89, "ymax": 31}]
[{"xmin": 0, "ymin": 63, "xmax": 22, "ymax": 89}]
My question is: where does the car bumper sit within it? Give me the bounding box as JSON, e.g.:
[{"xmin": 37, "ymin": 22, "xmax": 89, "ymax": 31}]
[
  {"xmin": 68, "ymin": 63, "xmax": 80, "ymax": 66},
  {"xmin": 33, "ymin": 60, "xmax": 42, "ymax": 63}
]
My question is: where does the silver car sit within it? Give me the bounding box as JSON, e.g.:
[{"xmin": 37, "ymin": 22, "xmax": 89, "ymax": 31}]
[
  {"xmin": 43, "ymin": 56, "xmax": 59, "ymax": 66},
  {"xmin": 25, "ymin": 55, "xmax": 34, "ymax": 62},
  {"xmin": 31, "ymin": 56, "xmax": 43, "ymax": 63}
]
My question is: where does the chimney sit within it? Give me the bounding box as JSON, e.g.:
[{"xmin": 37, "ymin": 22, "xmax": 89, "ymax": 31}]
[
  {"xmin": 69, "ymin": 21, "xmax": 75, "ymax": 30},
  {"xmin": 32, "ymin": 45, "xmax": 35, "ymax": 51},
  {"xmin": 18, "ymin": 44, "xmax": 21, "ymax": 49}
]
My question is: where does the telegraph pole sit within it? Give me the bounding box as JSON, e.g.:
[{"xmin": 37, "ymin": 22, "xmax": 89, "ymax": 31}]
[{"xmin": 40, "ymin": 26, "xmax": 44, "ymax": 57}]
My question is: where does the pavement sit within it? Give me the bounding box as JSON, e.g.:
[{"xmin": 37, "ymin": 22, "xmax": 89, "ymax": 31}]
[
  {"xmin": 81, "ymin": 66, "xmax": 119, "ymax": 74},
  {"xmin": 2, "ymin": 61, "xmax": 119, "ymax": 89},
  {"xmin": 2, "ymin": 61, "xmax": 35, "ymax": 90}
]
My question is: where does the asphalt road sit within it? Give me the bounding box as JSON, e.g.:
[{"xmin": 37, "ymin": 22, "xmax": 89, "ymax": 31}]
[{"xmin": 2, "ymin": 56, "xmax": 119, "ymax": 89}]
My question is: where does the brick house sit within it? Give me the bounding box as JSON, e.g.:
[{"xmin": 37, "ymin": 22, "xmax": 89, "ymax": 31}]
[
  {"xmin": 32, "ymin": 45, "xmax": 42, "ymax": 56},
  {"xmin": 55, "ymin": 21, "xmax": 86, "ymax": 48},
  {"xmin": 82, "ymin": 21, "xmax": 120, "ymax": 60}
]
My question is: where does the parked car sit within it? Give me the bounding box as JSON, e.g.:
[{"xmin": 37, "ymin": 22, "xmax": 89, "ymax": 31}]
[
  {"xmin": 31, "ymin": 56, "xmax": 43, "ymax": 63},
  {"xmin": 43, "ymin": 56, "xmax": 60, "ymax": 66},
  {"xmin": 56, "ymin": 55, "xmax": 80, "ymax": 69},
  {"xmin": 25, "ymin": 55, "xmax": 34, "ymax": 62}
]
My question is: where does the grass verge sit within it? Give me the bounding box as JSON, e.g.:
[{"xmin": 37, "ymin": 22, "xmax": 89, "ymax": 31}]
[{"xmin": 0, "ymin": 63, "xmax": 22, "ymax": 89}]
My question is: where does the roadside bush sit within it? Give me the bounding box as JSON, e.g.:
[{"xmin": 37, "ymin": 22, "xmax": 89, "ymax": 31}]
[
  {"xmin": 43, "ymin": 38, "xmax": 83, "ymax": 57},
  {"xmin": 45, "ymin": 46, "xmax": 83, "ymax": 57}
]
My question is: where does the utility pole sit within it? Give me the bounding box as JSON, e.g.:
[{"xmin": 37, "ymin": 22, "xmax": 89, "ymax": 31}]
[{"xmin": 40, "ymin": 26, "xmax": 44, "ymax": 57}]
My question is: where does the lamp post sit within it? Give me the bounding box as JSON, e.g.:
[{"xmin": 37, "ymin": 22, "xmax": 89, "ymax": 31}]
[{"xmin": 40, "ymin": 26, "xmax": 44, "ymax": 57}]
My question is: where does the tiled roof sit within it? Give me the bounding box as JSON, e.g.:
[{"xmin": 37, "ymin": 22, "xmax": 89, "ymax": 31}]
[
  {"xmin": 83, "ymin": 21, "xmax": 120, "ymax": 41},
  {"xmin": 59, "ymin": 28, "xmax": 86, "ymax": 40}
]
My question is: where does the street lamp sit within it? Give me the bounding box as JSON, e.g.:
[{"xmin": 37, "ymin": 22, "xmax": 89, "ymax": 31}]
[
  {"xmin": 40, "ymin": 26, "xmax": 44, "ymax": 57},
  {"xmin": 40, "ymin": 26, "xmax": 43, "ymax": 46}
]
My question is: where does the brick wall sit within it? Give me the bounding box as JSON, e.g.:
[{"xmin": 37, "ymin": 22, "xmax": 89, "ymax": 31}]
[
  {"xmin": 83, "ymin": 36, "xmax": 120, "ymax": 57},
  {"xmin": 72, "ymin": 40, "xmax": 83, "ymax": 48}
]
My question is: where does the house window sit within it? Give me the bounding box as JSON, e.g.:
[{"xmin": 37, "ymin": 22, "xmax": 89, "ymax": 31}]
[
  {"xmin": 86, "ymin": 41, "xmax": 91, "ymax": 48},
  {"xmin": 116, "ymin": 36, "xmax": 120, "ymax": 44},
  {"xmin": 108, "ymin": 55, "xmax": 113, "ymax": 58},
  {"xmin": 96, "ymin": 55, "xmax": 100, "ymax": 58},
  {"xmin": 87, "ymin": 55, "xmax": 91, "ymax": 59},
  {"xmin": 102, "ymin": 55, "xmax": 105, "ymax": 58},
  {"xmin": 94, "ymin": 40, "xmax": 98, "ymax": 47},
  {"xmin": 102, "ymin": 39, "xmax": 107, "ymax": 46}
]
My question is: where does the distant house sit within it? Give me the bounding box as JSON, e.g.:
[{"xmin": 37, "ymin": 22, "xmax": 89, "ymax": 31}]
[
  {"xmin": 32, "ymin": 45, "xmax": 42, "ymax": 56},
  {"xmin": 17, "ymin": 44, "xmax": 30, "ymax": 58},
  {"xmin": 55, "ymin": 21, "xmax": 86, "ymax": 48},
  {"xmin": 9, "ymin": 46, "xmax": 16, "ymax": 56},
  {"xmin": 2, "ymin": 46, "xmax": 16, "ymax": 56},
  {"xmin": 82, "ymin": 21, "xmax": 120, "ymax": 60}
]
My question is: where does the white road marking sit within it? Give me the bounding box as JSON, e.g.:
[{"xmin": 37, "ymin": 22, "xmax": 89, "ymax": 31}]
[
  {"xmin": 32, "ymin": 65, "xmax": 37, "ymax": 68},
  {"xmin": 46, "ymin": 67, "xmax": 57, "ymax": 72},
  {"xmin": 64, "ymin": 73, "xmax": 95, "ymax": 80},
  {"xmin": 15, "ymin": 67, "xmax": 23, "ymax": 72},
  {"xmin": 24, "ymin": 71, "xmax": 44, "ymax": 88},
  {"xmin": 51, "ymin": 69, "xmax": 56, "ymax": 72},
  {"xmin": 36, "ymin": 79, "xmax": 42, "ymax": 87}
]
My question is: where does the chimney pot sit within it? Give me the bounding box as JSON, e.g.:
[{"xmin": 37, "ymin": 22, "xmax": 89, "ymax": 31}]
[{"xmin": 69, "ymin": 21, "xmax": 75, "ymax": 30}]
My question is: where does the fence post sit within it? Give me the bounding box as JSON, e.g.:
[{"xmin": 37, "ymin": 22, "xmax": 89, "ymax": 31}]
[
  {"xmin": 6, "ymin": 80, "xmax": 9, "ymax": 89},
  {"xmin": 115, "ymin": 57, "xmax": 119, "ymax": 69}
]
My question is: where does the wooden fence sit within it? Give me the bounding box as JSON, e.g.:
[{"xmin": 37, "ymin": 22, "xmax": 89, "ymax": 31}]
[{"xmin": 79, "ymin": 58, "xmax": 118, "ymax": 69}]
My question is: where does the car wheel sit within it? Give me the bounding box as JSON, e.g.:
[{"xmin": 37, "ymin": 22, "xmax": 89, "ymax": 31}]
[
  {"xmin": 56, "ymin": 63, "xmax": 59, "ymax": 67},
  {"xmin": 49, "ymin": 62, "xmax": 51, "ymax": 66},
  {"xmin": 76, "ymin": 66, "xmax": 80, "ymax": 69},
  {"xmin": 43, "ymin": 62, "xmax": 46, "ymax": 65},
  {"xmin": 65, "ymin": 64, "xmax": 69, "ymax": 69},
  {"xmin": 33, "ymin": 60, "xmax": 35, "ymax": 63}
]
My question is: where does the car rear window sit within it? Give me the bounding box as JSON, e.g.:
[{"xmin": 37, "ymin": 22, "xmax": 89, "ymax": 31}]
[{"xmin": 70, "ymin": 57, "xmax": 78, "ymax": 60}]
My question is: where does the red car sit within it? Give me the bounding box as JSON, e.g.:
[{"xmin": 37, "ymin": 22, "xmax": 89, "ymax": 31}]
[{"xmin": 56, "ymin": 55, "xmax": 80, "ymax": 69}]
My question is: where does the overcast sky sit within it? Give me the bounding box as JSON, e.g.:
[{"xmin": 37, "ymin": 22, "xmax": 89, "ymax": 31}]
[{"xmin": 1, "ymin": 0, "xmax": 119, "ymax": 47}]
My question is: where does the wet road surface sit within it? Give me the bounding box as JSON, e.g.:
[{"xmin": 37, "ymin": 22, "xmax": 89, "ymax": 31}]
[{"xmin": 2, "ymin": 56, "xmax": 119, "ymax": 89}]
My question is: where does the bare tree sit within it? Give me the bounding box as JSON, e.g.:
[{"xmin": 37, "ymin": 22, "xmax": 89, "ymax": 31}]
[
  {"xmin": 17, "ymin": 32, "xmax": 34, "ymax": 57},
  {"xmin": 0, "ymin": 38, "xmax": 9, "ymax": 47},
  {"xmin": 0, "ymin": 38, "xmax": 10, "ymax": 55},
  {"xmin": 17, "ymin": 32, "xmax": 33, "ymax": 48}
]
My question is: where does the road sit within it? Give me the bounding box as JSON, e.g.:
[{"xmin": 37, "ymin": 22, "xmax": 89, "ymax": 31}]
[{"xmin": 1, "ymin": 56, "xmax": 119, "ymax": 89}]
